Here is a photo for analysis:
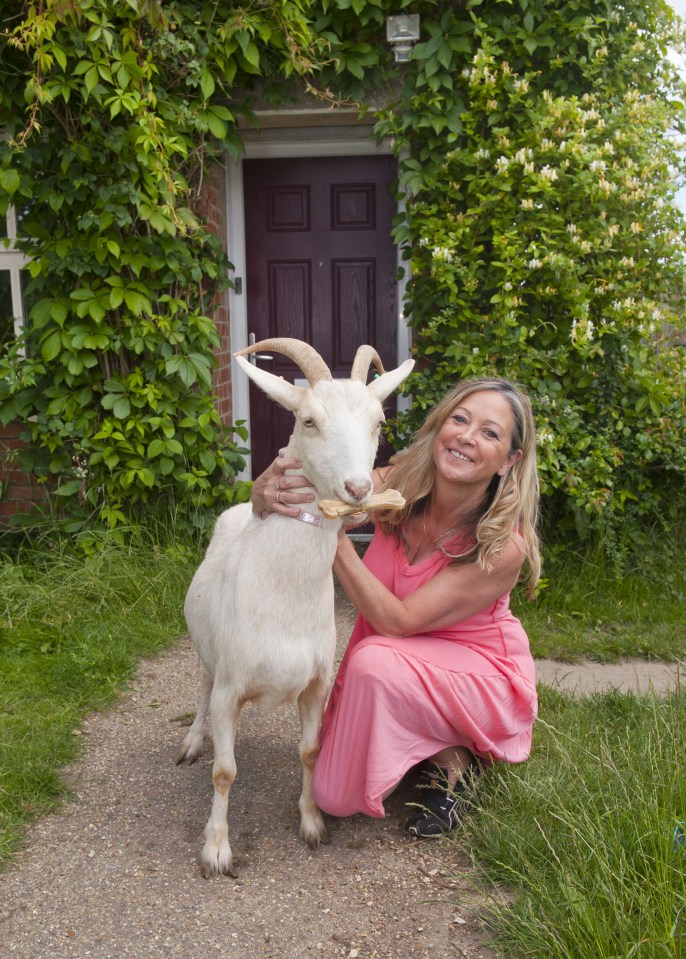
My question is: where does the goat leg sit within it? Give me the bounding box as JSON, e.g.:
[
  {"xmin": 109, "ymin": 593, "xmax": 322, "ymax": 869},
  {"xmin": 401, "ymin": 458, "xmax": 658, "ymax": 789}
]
[
  {"xmin": 200, "ymin": 688, "xmax": 240, "ymax": 878},
  {"xmin": 176, "ymin": 667, "xmax": 212, "ymax": 765},
  {"xmin": 297, "ymin": 675, "xmax": 330, "ymax": 849}
]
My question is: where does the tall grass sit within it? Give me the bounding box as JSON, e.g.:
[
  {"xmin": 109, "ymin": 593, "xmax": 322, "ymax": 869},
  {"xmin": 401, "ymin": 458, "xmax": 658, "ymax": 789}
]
[
  {"xmin": 460, "ymin": 686, "xmax": 686, "ymax": 958},
  {"xmin": 512, "ymin": 531, "xmax": 686, "ymax": 662},
  {"xmin": 0, "ymin": 532, "xmax": 197, "ymax": 867}
]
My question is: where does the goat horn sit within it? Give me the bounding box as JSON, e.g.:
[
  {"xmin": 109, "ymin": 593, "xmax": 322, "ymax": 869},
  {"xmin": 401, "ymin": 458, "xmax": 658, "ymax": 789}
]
[
  {"xmin": 234, "ymin": 338, "xmax": 333, "ymax": 385},
  {"xmin": 350, "ymin": 345, "xmax": 386, "ymax": 383}
]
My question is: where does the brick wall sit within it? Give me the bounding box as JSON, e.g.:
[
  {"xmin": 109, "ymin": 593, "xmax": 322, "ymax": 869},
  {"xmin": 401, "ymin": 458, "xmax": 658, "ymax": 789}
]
[{"xmin": 0, "ymin": 423, "xmax": 48, "ymax": 523}]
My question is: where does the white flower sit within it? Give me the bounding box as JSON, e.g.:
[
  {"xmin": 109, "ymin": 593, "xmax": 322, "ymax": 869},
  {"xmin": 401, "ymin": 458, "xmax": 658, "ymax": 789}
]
[
  {"xmin": 528, "ymin": 258, "xmax": 543, "ymax": 269},
  {"xmin": 540, "ymin": 165, "xmax": 558, "ymax": 181},
  {"xmin": 495, "ymin": 156, "xmax": 511, "ymax": 171}
]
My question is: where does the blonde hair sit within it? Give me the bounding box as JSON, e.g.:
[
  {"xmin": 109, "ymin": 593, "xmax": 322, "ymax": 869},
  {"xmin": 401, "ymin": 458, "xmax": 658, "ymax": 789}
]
[{"xmin": 378, "ymin": 377, "xmax": 541, "ymax": 596}]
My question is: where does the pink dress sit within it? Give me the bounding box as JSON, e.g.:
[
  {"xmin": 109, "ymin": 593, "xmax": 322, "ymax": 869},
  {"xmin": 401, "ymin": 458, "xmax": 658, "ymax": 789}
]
[{"xmin": 312, "ymin": 527, "xmax": 538, "ymax": 819}]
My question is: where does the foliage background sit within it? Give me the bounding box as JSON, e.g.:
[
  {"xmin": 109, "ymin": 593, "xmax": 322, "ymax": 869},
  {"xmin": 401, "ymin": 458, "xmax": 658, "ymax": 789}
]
[
  {"xmin": 0, "ymin": 0, "xmax": 326, "ymax": 540},
  {"xmin": 1, "ymin": 0, "xmax": 685, "ymax": 552}
]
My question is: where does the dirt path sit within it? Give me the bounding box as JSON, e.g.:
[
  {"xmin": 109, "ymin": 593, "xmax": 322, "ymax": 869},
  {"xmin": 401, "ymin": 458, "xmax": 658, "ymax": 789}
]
[{"xmin": 0, "ymin": 589, "xmax": 682, "ymax": 959}]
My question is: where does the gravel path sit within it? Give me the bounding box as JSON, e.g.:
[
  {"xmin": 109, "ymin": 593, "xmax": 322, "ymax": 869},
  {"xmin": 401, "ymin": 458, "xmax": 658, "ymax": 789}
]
[{"xmin": 0, "ymin": 588, "xmax": 682, "ymax": 959}]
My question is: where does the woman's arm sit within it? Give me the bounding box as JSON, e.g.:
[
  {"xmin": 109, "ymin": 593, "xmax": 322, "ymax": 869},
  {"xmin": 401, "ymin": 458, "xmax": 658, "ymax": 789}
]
[{"xmin": 333, "ymin": 534, "xmax": 525, "ymax": 637}]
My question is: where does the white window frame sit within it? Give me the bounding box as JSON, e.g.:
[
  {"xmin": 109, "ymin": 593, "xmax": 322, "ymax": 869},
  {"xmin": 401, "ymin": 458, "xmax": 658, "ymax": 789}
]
[{"xmin": 1, "ymin": 206, "xmax": 30, "ymax": 335}]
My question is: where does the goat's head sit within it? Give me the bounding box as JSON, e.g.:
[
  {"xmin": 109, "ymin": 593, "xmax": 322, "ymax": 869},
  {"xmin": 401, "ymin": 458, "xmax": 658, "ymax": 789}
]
[{"xmin": 234, "ymin": 339, "xmax": 414, "ymax": 505}]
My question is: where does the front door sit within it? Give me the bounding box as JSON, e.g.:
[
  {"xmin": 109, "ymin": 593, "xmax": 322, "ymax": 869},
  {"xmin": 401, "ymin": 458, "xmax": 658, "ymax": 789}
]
[{"xmin": 243, "ymin": 154, "xmax": 398, "ymax": 477}]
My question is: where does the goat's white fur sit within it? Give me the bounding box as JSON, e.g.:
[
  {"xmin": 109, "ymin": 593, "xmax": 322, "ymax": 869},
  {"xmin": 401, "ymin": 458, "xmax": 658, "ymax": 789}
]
[{"xmin": 178, "ymin": 341, "xmax": 414, "ymax": 878}]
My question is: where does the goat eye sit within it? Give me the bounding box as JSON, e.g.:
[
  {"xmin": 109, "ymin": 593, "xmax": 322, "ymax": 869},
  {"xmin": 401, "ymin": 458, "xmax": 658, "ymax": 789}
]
[{"xmin": 302, "ymin": 417, "xmax": 316, "ymax": 428}]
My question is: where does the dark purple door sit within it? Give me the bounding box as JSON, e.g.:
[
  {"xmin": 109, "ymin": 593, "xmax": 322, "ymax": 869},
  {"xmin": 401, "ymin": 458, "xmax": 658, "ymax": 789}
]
[{"xmin": 243, "ymin": 154, "xmax": 398, "ymax": 477}]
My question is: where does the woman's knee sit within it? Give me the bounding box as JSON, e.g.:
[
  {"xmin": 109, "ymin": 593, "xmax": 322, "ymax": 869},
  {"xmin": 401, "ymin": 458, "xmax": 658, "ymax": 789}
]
[{"xmin": 346, "ymin": 639, "xmax": 393, "ymax": 681}]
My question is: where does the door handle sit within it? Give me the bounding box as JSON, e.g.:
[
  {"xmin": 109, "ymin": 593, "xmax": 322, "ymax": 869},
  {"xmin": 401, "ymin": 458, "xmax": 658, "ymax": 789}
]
[{"xmin": 248, "ymin": 331, "xmax": 273, "ymax": 365}]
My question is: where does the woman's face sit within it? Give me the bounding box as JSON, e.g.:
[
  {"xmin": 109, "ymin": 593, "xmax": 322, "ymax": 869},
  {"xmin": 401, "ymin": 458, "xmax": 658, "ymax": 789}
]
[{"xmin": 432, "ymin": 390, "xmax": 523, "ymax": 488}]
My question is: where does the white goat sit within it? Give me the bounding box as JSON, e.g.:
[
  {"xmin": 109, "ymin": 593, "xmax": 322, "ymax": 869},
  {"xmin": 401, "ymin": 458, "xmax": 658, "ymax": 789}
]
[{"xmin": 177, "ymin": 338, "xmax": 414, "ymax": 878}]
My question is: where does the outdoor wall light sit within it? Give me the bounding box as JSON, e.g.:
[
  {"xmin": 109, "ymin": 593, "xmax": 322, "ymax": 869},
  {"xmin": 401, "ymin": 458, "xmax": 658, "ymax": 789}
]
[{"xmin": 386, "ymin": 14, "xmax": 421, "ymax": 63}]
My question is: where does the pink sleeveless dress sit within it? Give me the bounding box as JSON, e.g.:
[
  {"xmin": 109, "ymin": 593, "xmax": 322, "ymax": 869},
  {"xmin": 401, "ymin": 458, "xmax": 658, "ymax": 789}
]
[{"xmin": 312, "ymin": 527, "xmax": 538, "ymax": 819}]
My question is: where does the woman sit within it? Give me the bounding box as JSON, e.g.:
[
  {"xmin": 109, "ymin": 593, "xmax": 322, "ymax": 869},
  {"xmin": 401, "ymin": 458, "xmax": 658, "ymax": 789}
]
[{"xmin": 252, "ymin": 377, "xmax": 540, "ymax": 838}]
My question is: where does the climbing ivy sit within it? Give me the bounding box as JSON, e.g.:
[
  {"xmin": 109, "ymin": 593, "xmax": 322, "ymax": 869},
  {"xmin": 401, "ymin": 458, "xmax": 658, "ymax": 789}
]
[
  {"xmin": 321, "ymin": 0, "xmax": 686, "ymax": 545},
  {"xmin": 2, "ymin": 0, "xmax": 685, "ymax": 550},
  {"xmin": 0, "ymin": 0, "xmax": 325, "ymax": 539},
  {"xmin": 377, "ymin": 0, "xmax": 686, "ymax": 544}
]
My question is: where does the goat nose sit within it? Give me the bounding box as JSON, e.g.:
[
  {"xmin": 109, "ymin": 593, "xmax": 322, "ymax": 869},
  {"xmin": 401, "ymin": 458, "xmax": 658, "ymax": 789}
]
[{"xmin": 344, "ymin": 479, "xmax": 372, "ymax": 503}]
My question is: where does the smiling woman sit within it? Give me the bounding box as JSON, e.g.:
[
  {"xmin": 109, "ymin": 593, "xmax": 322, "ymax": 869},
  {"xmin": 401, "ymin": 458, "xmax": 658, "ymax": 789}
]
[
  {"xmin": 254, "ymin": 376, "xmax": 541, "ymax": 840},
  {"xmin": 431, "ymin": 391, "xmax": 524, "ymax": 497}
]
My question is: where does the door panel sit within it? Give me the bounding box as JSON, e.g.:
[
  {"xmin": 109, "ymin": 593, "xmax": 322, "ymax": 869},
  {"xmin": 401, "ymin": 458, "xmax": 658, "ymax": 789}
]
[{"xmin": 243, "ymin": 155, "xmax": 398, "ymax": 478}]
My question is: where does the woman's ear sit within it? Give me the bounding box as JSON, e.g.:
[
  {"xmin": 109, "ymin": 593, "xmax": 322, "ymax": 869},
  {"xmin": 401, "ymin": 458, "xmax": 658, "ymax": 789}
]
[{"xmin": 497, "ymin": 448, "xmax": 523, "ymax": 476}]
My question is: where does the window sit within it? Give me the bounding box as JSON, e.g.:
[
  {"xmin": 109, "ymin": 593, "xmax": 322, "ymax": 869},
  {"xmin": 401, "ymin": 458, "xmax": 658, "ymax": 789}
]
[{"xmin": 0, "ymin": 206, "xmax": 29, "ymax": 345}]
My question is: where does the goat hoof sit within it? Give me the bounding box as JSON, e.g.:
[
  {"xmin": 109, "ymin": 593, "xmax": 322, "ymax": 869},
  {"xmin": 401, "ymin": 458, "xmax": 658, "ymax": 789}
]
[
  {"xmin": 176, "ymin": 750, "xmax": 200, "ymax": 766},
  {"xmin": 200, "ymin": 843, "xmax": 235, "ymax": 879},
  {"xmin": 301, "ymin": 820, "xmax": 329, "ymax": 850},
  {"xmin": 176, "ymin": 734, "xmax": 205, "ymax": 765}
]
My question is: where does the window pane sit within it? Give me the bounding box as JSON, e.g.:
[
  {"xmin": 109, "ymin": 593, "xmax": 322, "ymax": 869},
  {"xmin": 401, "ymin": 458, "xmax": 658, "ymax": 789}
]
[
  {"xmin": 0, "ymin": 217, "xmax": 7, "ymax": 241},
  {"xmin": 20, "ymin": 269, "xmax": 35, "ymax": 325},
  {"xmin": 0, "ymin": 270, "xmax": 15, "ymax": 343}
]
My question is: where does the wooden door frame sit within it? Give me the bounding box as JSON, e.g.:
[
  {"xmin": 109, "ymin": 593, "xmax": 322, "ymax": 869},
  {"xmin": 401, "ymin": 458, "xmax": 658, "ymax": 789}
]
[{"xmin": 225, "ymin": 131, "xmax": 411, "ymax": 478}]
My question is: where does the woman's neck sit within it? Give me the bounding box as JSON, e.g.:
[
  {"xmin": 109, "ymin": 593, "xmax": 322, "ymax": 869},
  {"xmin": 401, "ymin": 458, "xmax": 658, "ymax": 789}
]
[{"xmin": 427, "ymin": 476, "xmax": 486, "ymax": 528}]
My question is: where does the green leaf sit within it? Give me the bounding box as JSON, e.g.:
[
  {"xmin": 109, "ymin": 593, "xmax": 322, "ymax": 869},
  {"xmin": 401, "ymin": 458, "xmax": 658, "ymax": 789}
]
[
  {"xmin": 0, "ymin": 169, "xmax": 21, "ymax": 197},
  {"xmin": 56, "ymin": 479, "xmax": 83, "ymax": 496},
  {"xmin": 85, "ymin": 65, "xmax": 99, "ymax": 94},
  {"xmin": 200, "ymin": 69, "xmax": 215, "ymax": 101},
  {"xmin": 113, "ymin": 397, "xmax": 131, "ymax": 419},
  {"xmin": 206, "ymin": 112, "xmax": 228, "ymax": 139},
  {"xmin": 148, "ymin": 438, "xmax": 166, "ymax": 458},
  {"xmin": 123, "ymin": 289, "xmax": 152, "ymax": 316},
  {"xmin": 41, "ymin": 331, "xmax": 63, "ymax": 362}
]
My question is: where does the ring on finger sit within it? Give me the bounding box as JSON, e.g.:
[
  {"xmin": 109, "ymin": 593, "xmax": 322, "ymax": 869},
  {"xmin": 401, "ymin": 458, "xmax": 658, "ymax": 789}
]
[
  {"xmin": 275, "ymin": 479, "xmax": 281, "ymax": 491},
  {"xmin": 276, "ymin": 491, "xmax": 281, "ymax": 503}
]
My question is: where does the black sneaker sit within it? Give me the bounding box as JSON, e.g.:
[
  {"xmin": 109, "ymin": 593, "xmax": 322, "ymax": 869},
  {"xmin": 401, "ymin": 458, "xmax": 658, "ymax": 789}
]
[{"xmin": 406, "ymin": 760, "xmax": 479, "ymax": 839}]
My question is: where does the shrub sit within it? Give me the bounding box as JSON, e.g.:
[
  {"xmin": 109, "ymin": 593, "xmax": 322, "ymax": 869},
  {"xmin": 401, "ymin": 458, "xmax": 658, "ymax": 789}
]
[
  {"xmin": 0, "ymin": 0, "xmax": 324, "ymax": 536},
  {"xmin": 374, "ymin": 0, "xmax": 686, "ymax": 544}
]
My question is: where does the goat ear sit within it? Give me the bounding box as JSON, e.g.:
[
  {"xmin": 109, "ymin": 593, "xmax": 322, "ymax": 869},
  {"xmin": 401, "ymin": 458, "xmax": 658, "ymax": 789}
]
[
  {"xmin": 234, "ymin": 355, "xmax": 306, "ymax": 412},
  {"xmin": 366, "ymin": 359, "xmax": 415, "ymax": 403}
]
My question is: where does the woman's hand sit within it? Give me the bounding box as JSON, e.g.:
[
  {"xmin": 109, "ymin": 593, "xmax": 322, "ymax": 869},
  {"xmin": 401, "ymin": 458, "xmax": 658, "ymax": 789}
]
[{"xmin": 251, "ymin": 451, "xmax": 315, "ymax": 518}]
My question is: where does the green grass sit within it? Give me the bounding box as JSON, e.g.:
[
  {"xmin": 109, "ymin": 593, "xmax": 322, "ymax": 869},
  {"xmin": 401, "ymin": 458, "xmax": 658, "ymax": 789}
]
[
  {"xmin": 0, "ymin": 532, "xmax": 196, "ymax": 867},
  {"xmin": 459, "ymin": 686, "xmax": 686, "ymax": 959},
  {"xmin": 512, "ymin": 537, "xmax": 686, "ymax": 662}
]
